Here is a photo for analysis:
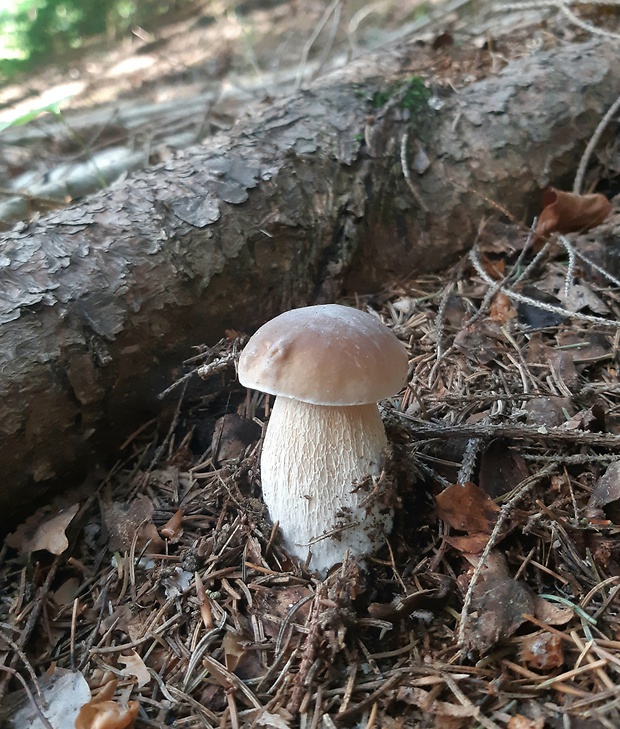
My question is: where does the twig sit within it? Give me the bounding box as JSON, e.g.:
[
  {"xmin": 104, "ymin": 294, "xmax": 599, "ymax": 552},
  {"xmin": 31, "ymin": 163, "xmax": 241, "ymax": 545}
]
[
  {"xmin": 0, "ymin": 555, "xmax": 62, "ymax": 704},
  {"xmin": 0, "ymin": 625, "xmax": 46, "ymax": 707},
  {"xmin": 574, "ymin": 92, "xmax": 620, "ymax": 194},
  {"xmin": 294, "ymin": 0, "xmax": 341, "ymax": 91},
  {"xmin": 443, "ymin": 672, "xmax": 503, "ymax": 729},
  {"xmin": 457, "ymin": 464, "xmax": 557, "ymax": 647},
  {"xmin": 433, "ymin": 281, "xmax": 456, "ymax": 362},
  {"xmin": 289, "ymin": 584, "xmax": 325, "ymax": 714},
  {"xmin": 470, "ymin": 245, "xmax": 620, "ymax": 328},
  {"xmin": 395, "ymin": 412, "xmax": 620, "ymax": 448},
  {"xmin": 400, "ymin": 131, "xmax": 428, "ymax": 212},
  {"xmin": 0, "ymin": 665, "xmax": 54, "ymax": 729},
  {"xmin": 145, "ymin": 380, "xmax": 188, "ymax": 476},
  {"xmin": 335, "ymin": 674, "xmax": 401, "ymax": 720},
  {"xmin": 560, "ymin": 234, "xmax": 620, "ymax": 289},
  {"xmin": 559, "ymin": 2, "xmax": 620, "ymax": 42}
]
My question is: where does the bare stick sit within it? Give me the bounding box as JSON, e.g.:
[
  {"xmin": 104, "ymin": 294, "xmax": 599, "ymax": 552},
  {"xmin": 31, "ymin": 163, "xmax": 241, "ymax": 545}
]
[
  {"xmin": 457, "ymin": 464, "xmax": 557, "ymax": 648},
  {"xmin": 574, "ymin": 92, "xmax": 620, "ymax": 194}
]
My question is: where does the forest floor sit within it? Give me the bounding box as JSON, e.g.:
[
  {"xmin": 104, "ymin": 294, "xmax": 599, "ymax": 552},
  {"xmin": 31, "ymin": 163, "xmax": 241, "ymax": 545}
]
[{"xmin": 2, "ymin": 1, "xmax": 620, "ymax": 729}]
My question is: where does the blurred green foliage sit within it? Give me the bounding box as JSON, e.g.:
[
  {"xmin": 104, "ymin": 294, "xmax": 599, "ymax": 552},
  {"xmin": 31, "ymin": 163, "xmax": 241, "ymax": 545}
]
[{"xmin": 0, "ymin": 0, "xmax": 192, "ymax": 80}]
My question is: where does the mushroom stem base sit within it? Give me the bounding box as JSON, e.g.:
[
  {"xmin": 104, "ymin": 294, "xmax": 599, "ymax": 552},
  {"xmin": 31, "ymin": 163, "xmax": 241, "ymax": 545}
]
[{"xmin": 261, "ymin": 397, "xmax": 393, "ymax": 575}]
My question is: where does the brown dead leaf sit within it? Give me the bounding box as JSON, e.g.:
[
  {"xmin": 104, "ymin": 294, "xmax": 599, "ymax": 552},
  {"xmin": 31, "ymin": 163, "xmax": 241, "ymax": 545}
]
[
  {"xmin": 368, "ymin": 575, "xmax": 453, "ymax": 619},
  {"xmin": 555, "ymin": 331, "xmax": 611, "ymax": 365},
  {"xmin": 536, "ymin": 188, "xmax": 611, "ymax": 238},
  {"xmin": 251, "ymin": 584, "xmax": 313, "ymax": 642},
  {"xmin": 507, "ymin": 716, "xmax": 544, "ymax": 729},
  {"xmin": 53, "ymin": 577, "xmax": 81, "ymax": 606},
  {"xmin": 479, "ymin": 440, "xmax": 529, "ymax": 499},
  {"xmin": 255, "ymin": 710, "xmax": 294, "ymax": 728},
  {"xmin": 471, "ymin": 576, "xmax": 534, "ymax": 653},
  {"xmin": 5, "ymin": 503, "xmax": 79, "ymax": 555},
  {"xmin": 397, "ymin": 685, "xmax": 476, "ymax": 718},
  {"xmin": 100, "ymin": 605, "xmax": 133, "ymax": 637},
  {"xmin": 212, "ymin": 413, "xmax": 261, "ymax": 462},
  {"xmin": 480, "ymin": 254, "xmax": 505, "ymax": 280},
  {"xmin": 523, "ymin": 396, "xmax": 573, "ymax": 428},
  {"xmin": 489, "ymin": 291, "xmax": 517, "ymax": 323},
  {"xmin": 160, "ymin": 507, "xmax": 184, "ymax": 541},
  {"xmin": 558, "ymin": 282, "xmax": 609, "ymax": 315},
  {"xmin": 445, "ymin": 533, "xmax": 490, "ymax": 555},
  {"xmin": 533, "ymin": 595, "xmax": 574, "ymax": 625},
  {"xmin": 587, "ymin": 461, "xmax": 620, "ymax": 522},
  {"xmin": 519, "ymin": 631, "xmax": 564, "ymax": 670},
  {"xmin": 103, "ymin": 494, "xmax": 164, "ymax": 553},
  {"xmin": 585, "ymin": 533, "xmax": 620, "ymax": 569},
  {"xmin": 118, "ymin": 651, "xmax": 151, "ymax": 688},
  {"xmin": 75, "ymin": 679, "xmax": 139, "ymax": 729},
  {"xmin": 563, "ymin": 403, "xmax": 606, "ymax": 433},
  {"xmin": 75, "ymin": 699, "xmax": 140, "ymax": 729},
  {"xmin": 223, "ymin": 631, "xmax": 246, "ymax": 672},
  {"xmin": 435, "ymin": 482, "xmax": 500, "ymax": 535},
  {"xmin": 453, "ymin": 324, "xmax": 501, "ymax": 365}
]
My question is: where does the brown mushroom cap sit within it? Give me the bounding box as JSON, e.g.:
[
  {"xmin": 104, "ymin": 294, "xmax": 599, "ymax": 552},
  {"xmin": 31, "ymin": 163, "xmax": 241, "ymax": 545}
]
[{"xmin": 238, "ymin": 304, "xmax": 408, "ymax": 406}]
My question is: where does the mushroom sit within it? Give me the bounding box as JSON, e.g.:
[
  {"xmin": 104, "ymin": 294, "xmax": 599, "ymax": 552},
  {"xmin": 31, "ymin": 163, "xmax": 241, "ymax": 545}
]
[{"xmin": 238, "ymin": 304, "xmax": 408, "ymax": 575}]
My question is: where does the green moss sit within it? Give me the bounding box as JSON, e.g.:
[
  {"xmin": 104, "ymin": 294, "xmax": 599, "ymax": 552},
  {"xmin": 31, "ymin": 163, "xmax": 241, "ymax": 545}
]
[
  {"xmin": 371, "ymin": 76, "xmax": 431, "ymax": 116},
  {"xmin": 401, "ymin": 77, "xmax": 431, "ymax": 110}
]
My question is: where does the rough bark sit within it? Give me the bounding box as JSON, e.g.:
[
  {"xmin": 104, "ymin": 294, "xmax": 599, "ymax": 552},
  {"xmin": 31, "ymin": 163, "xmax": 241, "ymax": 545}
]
[{"xmin": 0, "ymin": 37, "xmax": 618, "ymax": 522}]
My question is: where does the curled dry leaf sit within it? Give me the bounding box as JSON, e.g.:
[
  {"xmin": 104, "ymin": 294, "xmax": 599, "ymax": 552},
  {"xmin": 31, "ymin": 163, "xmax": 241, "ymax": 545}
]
[
  {"xmin": 75, "ymin": 680, "xmax": 139, "ymax": 729},
  {"xmin": 75, "ymin": 699, "xmax": 140, "ymax": 729},
  {"xmin": 5, "ymin": 503, "xmax": 80, "ymax": 555},
  {"xmin": 160, "ymin": 507, "xmax": 184, "ymax": 541},
  {"xmin": 535, "ymin": 187, "xmax": 611, "ymax": 239}
]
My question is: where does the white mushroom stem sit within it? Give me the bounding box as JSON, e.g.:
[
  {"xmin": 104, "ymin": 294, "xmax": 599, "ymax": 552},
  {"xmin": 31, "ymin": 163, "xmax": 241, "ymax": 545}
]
[{"xmin": 261, "ymin": 396, "xmax": 394, "ymax": 576}]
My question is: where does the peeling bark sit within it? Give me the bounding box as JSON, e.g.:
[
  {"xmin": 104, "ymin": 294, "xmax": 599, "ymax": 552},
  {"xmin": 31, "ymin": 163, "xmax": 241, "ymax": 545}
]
[{"xmin": 0, "ymin": 38, "xmax": 619, "ymax": 521}]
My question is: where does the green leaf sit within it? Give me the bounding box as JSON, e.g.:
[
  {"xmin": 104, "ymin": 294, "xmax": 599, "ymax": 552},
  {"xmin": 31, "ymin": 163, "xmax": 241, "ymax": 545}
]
[{"xmin": 0, "ymin": 97, "xmax": 67, "ymax": 134}]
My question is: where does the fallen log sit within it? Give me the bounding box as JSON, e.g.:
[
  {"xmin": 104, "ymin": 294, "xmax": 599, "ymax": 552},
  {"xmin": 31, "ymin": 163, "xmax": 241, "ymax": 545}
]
[{"xmin": 0, "ymin": 36, "xmax": 618, "ymax": 523}]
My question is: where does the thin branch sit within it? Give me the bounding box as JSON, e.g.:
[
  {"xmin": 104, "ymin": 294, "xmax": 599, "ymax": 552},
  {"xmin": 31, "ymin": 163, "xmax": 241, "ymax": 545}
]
[
  {"xmin": 574, "ymin": 92, "xmax": 620, "ymax": 194},
  {"xmin": 457, "ymin": 464, "xmax": 557, "ymax": 647}
]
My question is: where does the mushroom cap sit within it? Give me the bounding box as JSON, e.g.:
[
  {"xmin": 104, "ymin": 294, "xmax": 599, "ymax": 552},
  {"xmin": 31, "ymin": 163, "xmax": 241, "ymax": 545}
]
[{"xmin": 238, "ymin": 304, "xmax": 408, "ymax": 405}]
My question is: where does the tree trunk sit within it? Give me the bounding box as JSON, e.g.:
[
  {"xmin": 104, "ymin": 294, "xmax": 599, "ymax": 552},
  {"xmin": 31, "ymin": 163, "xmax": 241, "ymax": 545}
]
[{"xmin": 0, "ymin": 37, "xmax": 618, "ymax": 522}]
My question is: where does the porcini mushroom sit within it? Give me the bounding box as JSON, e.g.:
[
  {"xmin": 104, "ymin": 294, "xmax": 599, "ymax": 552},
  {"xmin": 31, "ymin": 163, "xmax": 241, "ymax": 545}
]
[{"xmin": 238, "ymin": 304, "xmax": 408, "ymax": 575}]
